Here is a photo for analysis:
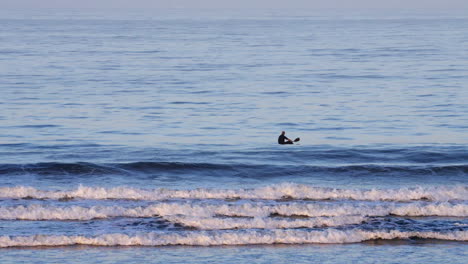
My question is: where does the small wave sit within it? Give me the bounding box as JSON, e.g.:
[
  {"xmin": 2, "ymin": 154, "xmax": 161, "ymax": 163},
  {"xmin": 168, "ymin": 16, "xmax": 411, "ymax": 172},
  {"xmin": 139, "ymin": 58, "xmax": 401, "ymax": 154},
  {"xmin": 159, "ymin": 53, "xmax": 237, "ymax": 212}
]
[
  {"xmin": 0, "ymin": 229, "xmax": 466, "ymax": 247},
  {"xmin": 323, "ymin": 164, "xmax": 468, "ymax": 174},
  {"xmin": 0, "ymin": 201, "xmax": 466, "ymax": 221},
  {"xmin": 0, "ymin": 183, "xmax": 465, "ymax": 202},
  {"xmin": 1, "ymin": 161, "xmax": 467, "ymax": 176},
  {"xmin": 0, "ymin": 162, "xmax": 230, "ymax": 175},
  {"xmin": 117, "ymin": 162, "xmax": 229, "ymax": 171},
  {"xmin": 0, "ymin": 163, "xmax": 121, "ymax": 175}
]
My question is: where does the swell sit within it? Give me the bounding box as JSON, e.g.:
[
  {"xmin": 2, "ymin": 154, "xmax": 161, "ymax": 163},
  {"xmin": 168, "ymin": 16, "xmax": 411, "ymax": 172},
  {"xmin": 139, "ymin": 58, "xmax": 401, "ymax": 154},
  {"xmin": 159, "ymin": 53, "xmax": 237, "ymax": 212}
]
[
  {"xmin": 2, "ymin": 145, "xmax": 467, "ymax": 165},
  {"xmin": 0, "ymin": 229, "xmax": 466, "ymax": 247},
  {"xmin": 0, "ymin": 162, "xmax": 467, "ymax": 176},
  {"xmin": 0, "ymin": 162, "xmax": 231, "ymax": 176},
  {"xmin": 0, "ymin": 183, "xmax": 466, "ymax": 201}
]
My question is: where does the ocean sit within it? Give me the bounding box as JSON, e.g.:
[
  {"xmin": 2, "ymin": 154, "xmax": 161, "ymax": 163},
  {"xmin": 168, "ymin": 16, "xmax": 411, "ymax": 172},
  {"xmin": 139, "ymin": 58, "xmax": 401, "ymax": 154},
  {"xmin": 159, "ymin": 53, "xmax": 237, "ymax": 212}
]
[{"xmin": 0, "ymin": 8, "xmax": 467, "ymax": 263}]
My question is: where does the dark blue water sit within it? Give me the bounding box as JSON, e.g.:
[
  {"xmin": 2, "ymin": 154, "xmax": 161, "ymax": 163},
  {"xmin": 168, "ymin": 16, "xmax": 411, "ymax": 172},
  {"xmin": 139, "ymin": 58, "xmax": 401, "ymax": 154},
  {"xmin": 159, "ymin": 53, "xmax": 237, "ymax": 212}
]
[
  {"xmin": 0, "ymin": 144, "xmax": 467, "ymax": 189},
  {"xmin": 0, "ymin": 8, "xmax": 467, "ymax": 263}
]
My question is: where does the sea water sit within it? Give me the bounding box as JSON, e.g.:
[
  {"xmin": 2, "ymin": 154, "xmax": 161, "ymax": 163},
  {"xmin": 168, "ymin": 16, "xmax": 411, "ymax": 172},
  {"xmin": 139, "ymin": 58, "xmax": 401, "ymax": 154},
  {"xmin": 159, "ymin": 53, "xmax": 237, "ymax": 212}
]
[{"xmin": 0, "ymin": 8, "xmax": 467, "ymax": 263}]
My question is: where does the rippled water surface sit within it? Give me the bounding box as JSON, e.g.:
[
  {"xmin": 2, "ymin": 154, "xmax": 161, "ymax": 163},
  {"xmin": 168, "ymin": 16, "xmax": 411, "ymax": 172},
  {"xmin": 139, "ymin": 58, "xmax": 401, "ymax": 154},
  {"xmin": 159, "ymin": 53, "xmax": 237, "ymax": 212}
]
[{"xmin": 0, "ymin": 8, "xmax": 467, "ymax": 263}]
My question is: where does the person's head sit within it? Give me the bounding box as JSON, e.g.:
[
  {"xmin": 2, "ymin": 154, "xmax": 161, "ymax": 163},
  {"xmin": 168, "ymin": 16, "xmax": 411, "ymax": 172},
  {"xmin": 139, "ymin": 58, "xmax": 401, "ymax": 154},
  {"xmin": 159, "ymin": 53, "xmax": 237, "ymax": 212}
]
[{"xmin": 281, "ymin": 131, "xmax": 285, "ymax": 135}]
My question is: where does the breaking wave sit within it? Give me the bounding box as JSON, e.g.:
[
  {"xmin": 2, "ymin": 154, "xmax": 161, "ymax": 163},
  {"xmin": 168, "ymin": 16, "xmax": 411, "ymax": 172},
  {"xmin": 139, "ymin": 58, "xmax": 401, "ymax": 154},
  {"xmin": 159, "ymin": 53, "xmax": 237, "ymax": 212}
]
[
  {"xmin": 0, "ymin": 183, "xmax": 466, "ymax": 201},
  {"xmin": 0, "ymin": 202, "xmax": 466, "ymax": 221},
  {"xmin": 163, "ymin": 215, "xmax": 367, "ymax": 230},
  {"xmin": 0, "ymin": 229, "xmax": 466, "ymax": 247}
]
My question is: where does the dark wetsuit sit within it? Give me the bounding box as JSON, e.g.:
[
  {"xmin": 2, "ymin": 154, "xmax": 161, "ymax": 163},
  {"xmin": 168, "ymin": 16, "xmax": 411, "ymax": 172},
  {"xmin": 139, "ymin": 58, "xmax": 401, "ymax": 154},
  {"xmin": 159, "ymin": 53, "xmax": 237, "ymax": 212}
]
[{"xmin": 278, "ymin": 134, "xmax": 293, "ymax": 144}]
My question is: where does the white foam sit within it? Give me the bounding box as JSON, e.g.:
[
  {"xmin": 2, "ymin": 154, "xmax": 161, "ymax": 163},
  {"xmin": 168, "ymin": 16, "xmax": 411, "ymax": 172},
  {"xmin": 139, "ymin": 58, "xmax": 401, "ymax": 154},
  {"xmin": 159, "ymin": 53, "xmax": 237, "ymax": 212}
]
[
  {"xmin": 0, "ymin": 229, "xmax": 466, "ymax": 247},
  {"xmin": 0, "ymin": 183, "xmax": 466, "ymax": 201},
  {"xmin": 164, "ymin": 215, "xmax": 367, "ymax": 230},
  {"xmin": 390, "ymin": 202, "xmax": 468, "ymax": 217},
  {"xmin": 0, "ymin": 201, "xmax": 466, "ymax": 221}
]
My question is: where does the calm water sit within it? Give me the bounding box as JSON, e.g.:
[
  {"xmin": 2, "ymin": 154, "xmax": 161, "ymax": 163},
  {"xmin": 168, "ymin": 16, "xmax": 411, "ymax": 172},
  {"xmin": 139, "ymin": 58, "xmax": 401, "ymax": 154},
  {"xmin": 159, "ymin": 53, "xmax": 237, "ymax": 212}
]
[{"xmin": 0, "ymin": 8, "xmax": 467, "ymax": 263}]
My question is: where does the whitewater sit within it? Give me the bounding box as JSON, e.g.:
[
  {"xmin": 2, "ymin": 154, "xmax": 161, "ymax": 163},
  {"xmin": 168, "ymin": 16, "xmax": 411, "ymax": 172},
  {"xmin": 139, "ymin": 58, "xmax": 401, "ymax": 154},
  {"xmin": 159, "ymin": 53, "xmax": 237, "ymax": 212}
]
[
  {"xmin": 1, "ymin": 183, "xmax": 466, "ymax": 201},
  {"xmin": 1, "ymin": 230, "xmax": 467, "ymax": 248},
  {"xmin": 0, "ymin": 183, "xmax": 466, "ymax": 248}
]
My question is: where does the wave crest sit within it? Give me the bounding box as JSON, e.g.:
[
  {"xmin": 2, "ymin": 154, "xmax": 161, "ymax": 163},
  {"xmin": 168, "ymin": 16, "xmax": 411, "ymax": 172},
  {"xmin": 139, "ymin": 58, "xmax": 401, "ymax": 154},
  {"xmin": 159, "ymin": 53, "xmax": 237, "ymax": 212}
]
[
  {"xmin": 0, "ymin": 229, "xmax": 466, "ymax": 247},
  {"xmin": 0, "ymin": 183, "xmax": 466, "ymax": 202},
  {"xmin": 1, "ymin": 162, "xmax": 466, "ymax": 176},
  {"xmin": 0, "ymin": 201, "xmax": 466, "ymax": 221}
]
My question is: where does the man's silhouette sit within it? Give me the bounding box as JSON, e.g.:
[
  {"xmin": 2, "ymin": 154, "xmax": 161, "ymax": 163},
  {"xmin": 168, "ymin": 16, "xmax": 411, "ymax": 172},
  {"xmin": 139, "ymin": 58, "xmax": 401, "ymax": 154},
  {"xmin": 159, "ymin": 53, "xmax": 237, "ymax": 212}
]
[{"xmin": 278, "ymin": 131, "xmax": 299, "ymax": 144}]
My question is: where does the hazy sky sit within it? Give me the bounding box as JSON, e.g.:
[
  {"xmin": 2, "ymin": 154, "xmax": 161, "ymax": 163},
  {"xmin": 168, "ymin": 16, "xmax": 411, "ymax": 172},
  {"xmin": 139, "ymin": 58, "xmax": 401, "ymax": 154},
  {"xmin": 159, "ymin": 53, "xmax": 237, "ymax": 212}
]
[{"xmin": 2, "ymin": 0, "xmax": 468, "ymax": 9}]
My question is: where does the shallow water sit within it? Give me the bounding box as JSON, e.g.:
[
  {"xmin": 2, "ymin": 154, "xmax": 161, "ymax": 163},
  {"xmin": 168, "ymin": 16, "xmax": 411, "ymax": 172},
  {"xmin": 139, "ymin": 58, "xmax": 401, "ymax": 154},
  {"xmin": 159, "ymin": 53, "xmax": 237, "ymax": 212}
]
[{"xmin": 1, "ymin": 242, "xmax": 467, "ymax": 264}]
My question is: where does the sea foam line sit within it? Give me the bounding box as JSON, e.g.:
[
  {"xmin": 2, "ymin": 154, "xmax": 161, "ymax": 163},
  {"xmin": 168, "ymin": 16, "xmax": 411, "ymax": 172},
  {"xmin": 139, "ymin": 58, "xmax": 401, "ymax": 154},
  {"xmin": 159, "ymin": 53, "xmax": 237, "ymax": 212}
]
[
  {"xmin": 0, "ymin": 183, "xmax": 466, "ymax": 201},
  {"xmin": 163, "ymin": 215, "xmax": 367, "ymax": 230},
  {"xmin": 0, "ymin": 229, "xmax": 466, "ymax": 247},
  {"xmin": 0, "ymin": 202, "xmax": 466, "ymax": 221}
]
